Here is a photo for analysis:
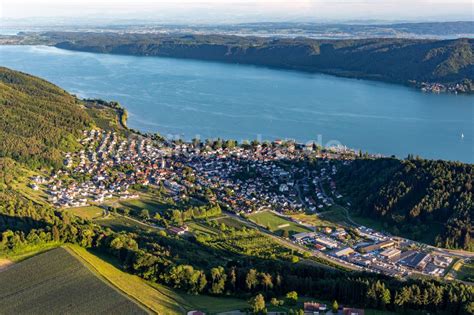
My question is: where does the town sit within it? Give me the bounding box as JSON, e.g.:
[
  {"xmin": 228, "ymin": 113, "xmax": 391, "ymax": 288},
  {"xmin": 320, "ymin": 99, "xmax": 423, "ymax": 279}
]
[{"xmin": 30, "ymin": 128, "xmax": 471, "ymax": 281}]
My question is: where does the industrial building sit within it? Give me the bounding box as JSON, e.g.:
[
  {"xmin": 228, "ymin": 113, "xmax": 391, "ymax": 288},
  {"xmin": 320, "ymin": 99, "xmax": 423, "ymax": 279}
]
[
  {"xmin": 399, "ymin": 252, "xmax": 431, "ymax": 271},
  {"xmin": 358, "ymin": 240, "xmax": 395, "ymax": 253},
  {"xmin": 380, "ymin": 248, "xmax": 401, "ymax": 260}
]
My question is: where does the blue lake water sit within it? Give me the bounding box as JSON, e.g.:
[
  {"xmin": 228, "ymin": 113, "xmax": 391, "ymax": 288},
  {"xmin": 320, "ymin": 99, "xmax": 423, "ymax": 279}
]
[{"xmin": 1, "ymin": 45, "xmax": 472, "ymax": 162}]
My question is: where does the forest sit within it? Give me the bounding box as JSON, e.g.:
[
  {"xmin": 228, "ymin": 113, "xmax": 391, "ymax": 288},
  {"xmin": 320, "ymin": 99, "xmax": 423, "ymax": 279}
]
[
  {"xmin": 32, "ymin": 31, "xmax": 474, "ymax": 91},
  {"xmin": 336, "ymin": 158, "xmax": 473, "ymax": 250},
  {"xmin": 0, "ymin": 67, "xmax": 92, "ymax": 168}
]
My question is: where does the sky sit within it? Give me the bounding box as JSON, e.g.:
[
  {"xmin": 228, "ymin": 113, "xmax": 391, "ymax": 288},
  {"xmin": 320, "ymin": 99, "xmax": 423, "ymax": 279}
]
[{"xmin": 1, "ymin": 0, "xmax": 473, "ymax": 23}]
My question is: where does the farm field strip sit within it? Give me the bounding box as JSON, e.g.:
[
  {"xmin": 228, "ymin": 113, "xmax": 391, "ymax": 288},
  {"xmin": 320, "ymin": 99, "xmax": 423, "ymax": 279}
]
[
  {"xmin": 67, "ymin": 245, "xmax": 186, "ymax": 314},
  {"xmin": 0, "ymin": 247, "xmax": 147, "ymax": 314}
]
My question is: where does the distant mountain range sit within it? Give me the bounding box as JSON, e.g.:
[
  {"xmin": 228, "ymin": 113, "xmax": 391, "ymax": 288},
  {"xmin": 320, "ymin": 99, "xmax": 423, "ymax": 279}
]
[{"xmin": 34, "ymin": 32, "xmax": 474, "ymax": 92}]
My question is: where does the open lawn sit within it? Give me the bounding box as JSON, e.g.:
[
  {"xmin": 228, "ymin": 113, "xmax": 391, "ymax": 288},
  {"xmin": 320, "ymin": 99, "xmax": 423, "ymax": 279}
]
[
  {"xmin": 248, "ymin": 211, "xmax": 311, "ymax": 236},
  {"xmin": 0, "ymin": 247, "xmax": 147, "ymax": 314},
  {"xmin": 68, "ymin": 205, "xmax": 104, "ymax": 220}
]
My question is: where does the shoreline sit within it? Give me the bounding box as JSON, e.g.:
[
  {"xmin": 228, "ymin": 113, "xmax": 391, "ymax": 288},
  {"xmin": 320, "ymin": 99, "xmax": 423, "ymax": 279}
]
[
  {"xmin": 54, "ymin": 44, "xmax": 474, "ymax": 95},
  {"xmin": 0, "ymin": 33, "xmax": 472, "ymax": 95}
]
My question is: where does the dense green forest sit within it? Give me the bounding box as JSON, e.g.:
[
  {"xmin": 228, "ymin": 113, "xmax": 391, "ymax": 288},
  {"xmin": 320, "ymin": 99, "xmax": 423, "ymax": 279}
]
[
  {"xmin": 0, "ymin": 67, "xmax": 473, "ymax": 314},
  {"xmin": 0, "ymin": 67, "xmax": 92, "ymax": 168},
  {"xmin": 37, "ymin": 32, "xmax": 474, "ymax": 90},
  {"xmin": 336, "ymin": 158, "xmax": 473, "ymax": 250}
]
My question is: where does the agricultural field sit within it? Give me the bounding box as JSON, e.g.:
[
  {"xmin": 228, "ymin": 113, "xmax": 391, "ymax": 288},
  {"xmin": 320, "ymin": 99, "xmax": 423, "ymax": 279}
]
[
  {"xmin": 68, "ymin": 205, "xmax": 104, "ymax": 220},
  {"xmin": 189, "ymin": 216, "xmax": 246, "ymax": 236},
  {"xmin": 248, "ymin": 210, "xmax": 311, "ymax": 236},
  {"xmin": 0, "ymin": 247, "xmax": 147, "ymax": 314},
  {"xmin": 70, "ymin": 245, "xmax": 252, "ymax": 313},
  {"xmin": 197, "ymin": 226, "xmax": 296, "ymax": 260},
  {"xmin": 68, "ymin": 245, "xmax": 185, "ymax": 314}
]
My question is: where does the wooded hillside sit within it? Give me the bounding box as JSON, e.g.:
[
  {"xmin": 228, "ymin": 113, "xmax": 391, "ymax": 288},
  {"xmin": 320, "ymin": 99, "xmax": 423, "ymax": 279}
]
[
  {"xmin": 336, "ymin": 158, "xmax": 473, "ymax": 250},
  {"xmin": 0, "ymin": 67, "xmax": 92, "ymax": 168},
  {"xmin": 42, "ymin": 32, "xmax": 474, "ymax": 90}
]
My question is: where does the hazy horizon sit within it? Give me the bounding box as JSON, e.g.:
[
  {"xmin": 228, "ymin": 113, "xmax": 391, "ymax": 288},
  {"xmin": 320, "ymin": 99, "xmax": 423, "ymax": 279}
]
[{"xmin": 1, "ymin": 0, "xmax": 473, "ymax": 24}]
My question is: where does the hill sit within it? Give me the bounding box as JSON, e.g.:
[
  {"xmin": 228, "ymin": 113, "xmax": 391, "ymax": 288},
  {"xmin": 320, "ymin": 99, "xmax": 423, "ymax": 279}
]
[
  {"xmin": 336, "ymin": 158, "xmax": 473, "ymax": 250},
  {"xmin": 39, "ymin": 32, "xmax": 474, "ymax": 92},
  {"xmin": 0, "ymin": 67, "xmax": 92, "ymax": 168},
  {"xmin": 0, "ymin": 247, "xmax": 147, "ymax": 314}
]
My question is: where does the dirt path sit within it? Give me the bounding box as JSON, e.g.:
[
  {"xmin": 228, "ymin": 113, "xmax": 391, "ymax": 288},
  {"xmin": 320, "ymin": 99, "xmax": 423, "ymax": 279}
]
[{"xmin": 0, "ymin": 259, "xmax": 14, "ymax": 272}]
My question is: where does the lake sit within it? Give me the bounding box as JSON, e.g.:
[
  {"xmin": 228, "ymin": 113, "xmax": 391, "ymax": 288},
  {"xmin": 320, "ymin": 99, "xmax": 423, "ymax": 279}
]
[{"xmin": 1, "ymin": 45, "xmax": 472, "ymax": 162}]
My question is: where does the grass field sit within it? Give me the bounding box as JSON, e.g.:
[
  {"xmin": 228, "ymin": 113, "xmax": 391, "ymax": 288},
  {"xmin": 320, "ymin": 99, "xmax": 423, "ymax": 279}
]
[
  {"xmin": 0, "ymin": 247, "xmax": 147, "ymax": 314},
  {"xmin": 182, "ymin": 294, "xmax": 249, "ymax": 313},
  {"xmin": 454, "ymin": 260, "xmax": 474, "ymax": 282},
  {"xmin": 68, "ymin": 205, "xmax": 104, "ymax": 220},
  {"xmin": 248, "ymin": 211, "xmax": 311, "ymax": 235},
  {"xmin": 215, "ymin": 216, "xmax": 246, "ymax": 230},
  {"xmin": 188, "ymin": 221, "xmax": 220, "ymax": 236},
  {"xmin": 117, "ymin": 196, "xmax": 171, "ymax": 215},
  {"xmin": 288, "ymin": 212, "xmax": 337, "ymax": 229},
  {"xmin": 95, "ymin": 214, "xmax": 154, "ymax": 233},
  {"xmin": 318, "ymin": 205, "xmax": 354, "ymax": 226}
]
